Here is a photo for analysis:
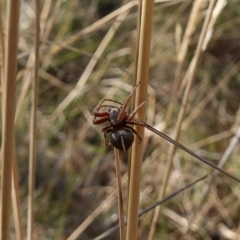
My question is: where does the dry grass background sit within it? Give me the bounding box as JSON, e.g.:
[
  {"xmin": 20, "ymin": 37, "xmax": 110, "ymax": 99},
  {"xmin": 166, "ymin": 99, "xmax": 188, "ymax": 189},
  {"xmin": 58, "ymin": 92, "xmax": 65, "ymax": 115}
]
[{"xmin": 1, "ymin": 0, "xmax": 240, "ymax": 239}]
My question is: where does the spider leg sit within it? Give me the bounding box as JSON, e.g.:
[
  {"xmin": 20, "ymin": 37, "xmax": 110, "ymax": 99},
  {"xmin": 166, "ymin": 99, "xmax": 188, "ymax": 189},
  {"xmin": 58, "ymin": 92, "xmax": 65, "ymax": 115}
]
[
  {"xmin": 125, "ymin": 125, "xmax": 142, "ymax": 142},
  {"xmin": 93, "ymin": 99, "xmax": 122, "ymax": 114},
  {"xmin": 102, "ymin": 126, "xmax": 113, "ymax": 146},
  {"xmin": 118, "ymin": 81, "xmax": 141, "ymax": 122},
  {"xmin": 93, "ymin": 99, "xmax": 123, "ymax": 122},
  {"xmin": 131, "ymin": 118, "xmax": 240, "ymax": 183},
  {"xmin": 93, "ymin": 116, "xmax": 109, "ymax": 125},
  {"xmin": 128, "ymin": 101, "xmax": 147, "ymax": 120},
  {"xmin": 97, "ymin": 105, "xmax": 121, "ymax": 110},
  {"xmin": 125, "ymin": 119, "xmax": 146, "ymax": 142},
  {"xmin": 126, "ymin": 118, "xmax": 146, "ymax": 127},
  {"xmin": 107, "ymin": 99, "xmax": 123, "ymax": 105}
]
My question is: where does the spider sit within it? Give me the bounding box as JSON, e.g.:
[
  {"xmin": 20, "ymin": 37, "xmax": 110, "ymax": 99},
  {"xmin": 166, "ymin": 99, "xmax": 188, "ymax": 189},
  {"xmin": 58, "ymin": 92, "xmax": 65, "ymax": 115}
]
[
  {"xmin": 92, "ymin": 82, "xmax": 240, "ymax": 183},
  {"xmin": 92, "ymin": 82, "xmax": 145, "ymax": 152}
]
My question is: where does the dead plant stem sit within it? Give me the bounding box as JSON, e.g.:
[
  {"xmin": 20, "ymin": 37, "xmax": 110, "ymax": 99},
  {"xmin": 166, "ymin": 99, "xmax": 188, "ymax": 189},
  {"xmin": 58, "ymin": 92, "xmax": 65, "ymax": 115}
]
[
  {"xmin": 0, "ymin": 0, "xmax": 19, "ymax": 239},
  {"xmin": 148, "ymin": 1, "xmax": 217, "ymax": 239},
  {"xmin": 27, "ymin": 0, "xmax": 40, "ymax": 239},
  {"xmin": 50, "ymin": 6, "xmax": 131, "ymax": 122},
  {"xmin": 12, "ymin": 143, "xmax": 25, "ymax": 240},
  {"xmin": 126, "ymin": 1, "xmax": 154, "ymax": 240},
  {"xmin": 114, "ymin": 148, "xmax": 125, "ymax": 240}
]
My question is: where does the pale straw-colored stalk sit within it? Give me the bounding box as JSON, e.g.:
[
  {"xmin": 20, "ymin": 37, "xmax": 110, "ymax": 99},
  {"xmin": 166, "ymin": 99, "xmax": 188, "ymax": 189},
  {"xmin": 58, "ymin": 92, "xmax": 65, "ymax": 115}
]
[
  {"xmin": 0, "ymin": 2, "xmax": 5, "ymax": 83},
  {"xmin": 41, "ymin": 0, "xmax": 62, "ymax": 41},
  {"xmin": 127, "ymin": 0, "xmax": 142, "ymax": 207},
  {"xmin": 0, "ymin": 2, "xmax": 24, "ymax": 240},
  {"xmin": 12, "ymin": 141, "xmax": 25, "ymax": 240},
  {"xmin": 148, "ymin": 1, "xmax": 218, "ymax": 239},
  {"xmin": 126, "ymin": 1, "xmax": 154, "ymax": 240},
  {"xmin": 27, "ymin": 0, "xmax": 40, "ymax": 239},
  {"xmin": 12, "ymin": 142, "xmax": 25, "ymax": 240},
  {"xmin": 114, "ymin": 148, "xmax": 125, "ymax": 240},
  {"xmin": 165, "ymin": 0, "xmax": 204, "ymax": 124},
  {"xmin": 0, "ymin": 1, "xmax": 19, "ymax": 240}
]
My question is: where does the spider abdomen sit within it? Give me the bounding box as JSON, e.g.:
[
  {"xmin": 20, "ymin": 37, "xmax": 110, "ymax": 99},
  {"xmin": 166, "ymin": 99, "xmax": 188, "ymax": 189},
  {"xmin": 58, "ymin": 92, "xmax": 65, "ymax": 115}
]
[{"xmin": 109, "ymin": 129, "xmax": 134, "ymax": 152}]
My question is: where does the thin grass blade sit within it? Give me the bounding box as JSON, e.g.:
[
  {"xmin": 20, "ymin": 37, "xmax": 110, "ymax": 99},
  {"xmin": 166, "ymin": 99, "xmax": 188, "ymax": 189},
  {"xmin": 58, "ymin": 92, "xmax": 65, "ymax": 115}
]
[
  {"xmin": 134, "ymin": 119, "xmax": 240, "ymax": 183},
  {"xmin": 93, "ymin": 174, "xmax": 207, "ymax": 240}
]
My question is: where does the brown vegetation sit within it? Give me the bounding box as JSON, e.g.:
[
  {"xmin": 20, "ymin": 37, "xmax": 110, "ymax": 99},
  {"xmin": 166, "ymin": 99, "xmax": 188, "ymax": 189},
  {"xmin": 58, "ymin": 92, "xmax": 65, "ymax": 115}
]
[{"xmin": 1, "ymin": 1, "xmax": 240, "ymax": 239}]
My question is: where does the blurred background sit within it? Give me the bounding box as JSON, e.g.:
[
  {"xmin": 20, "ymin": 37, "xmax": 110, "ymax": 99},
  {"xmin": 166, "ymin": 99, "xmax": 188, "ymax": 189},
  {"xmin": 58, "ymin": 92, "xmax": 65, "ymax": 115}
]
[{"xmin": 9, "ymin": 0, "xmax": 240, "ymax": 239}]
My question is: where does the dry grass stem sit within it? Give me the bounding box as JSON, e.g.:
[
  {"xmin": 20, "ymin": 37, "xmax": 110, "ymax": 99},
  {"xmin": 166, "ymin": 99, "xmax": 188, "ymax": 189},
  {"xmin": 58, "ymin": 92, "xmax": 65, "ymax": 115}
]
[
  {"xmin": 12, "ymin": 144, "xmax": 25, "ymax": 240},
  {"xmin": 186, "ymin": 126, "xmax": 240, "ymax": 235},
  {"xmin": 165, "ymin": 0, "xmax": 204, "ymax": 124},
  {"xmin": 126, "ymin": 1, "xmax": 154, "ymax": 240},
  {"xmin": 114, "ymin": 148, "xmax": 125, "ymax": 240},
  {"xmin": 190, "ymin": 127, "xmax": 238, "ymax": 150},
  {"xmin": 0, "ymin": 0, "xmax": 19, "ymax": 239},
  {"xmin": 39, "ymin": 70, "xmax": 72, "ymax": 91},
  {"xmin": 202, "ymin": 0, "xmax": 226, "ymax": 51},
  {"xmin": 66, "ymin": 191, "xmax": 117, "ymax": 240},
  {"xmin": 15, "ymin": 53, "xmax": 35, "ymax": 121},
  {"xmin": 0, "ymin": 4, "xmax": 5, "ymax": 83},
  {"xmin": 180, "ymin": 123, "xmax": 240, "ymax": 238},
  {"xmin": 27, "ymin": 1, "xmax": 40, "ymax": 239},
  {"xmin": 44, "ymin": 1, "xmax": 138, "ymax": 61},
  {"xmin": 148, "ymin": 1, "xmax": 218, "ymax": 239},
  {"xmin": 2, "ymin": 1, "xmax": 239, "ymax": 239},
  {"xmin": 1, "ymin": 2, "xmax": 24, "ymax": 240},
  {"xmin": 50, "ymin": 7, "xmax": 131, "ymax": 122},
  {"xmin": 182, "ymin": 61, "xmax": 240, "ymax": 129},
  {"xmin": 41, "ymin": 0, "xmax": 62, "ymax": 41},
  {"xmin": 94, "ymin": 174, "xmax": 207, "ymax": 240},
  {"xmin": 66, "ymin": 171, "xmax": 130, "ymax": 239}
]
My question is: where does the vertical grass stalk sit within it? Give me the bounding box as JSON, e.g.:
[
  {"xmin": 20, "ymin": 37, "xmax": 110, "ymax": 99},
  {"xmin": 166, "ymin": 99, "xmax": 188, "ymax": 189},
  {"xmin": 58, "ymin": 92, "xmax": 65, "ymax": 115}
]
[
  {"xmin": 27, "ymin": 0, "xmax": 40, "ymax": 239},
  {"xmin": 12, "ymin": 141, "xmax": 25, "ymax": 240},
  {"xmin": 0, "ymin": 2, "xmax": 5, "ymax": 83},
  {"xmin": 165, "ymin": 0, "xmax": 204, "ymax": 124},
  {"xmin": 126, "ymin": 1, "xmax": 154, "ymax": 240},
  {"xmin": 114, "ymin": 148, "xmax": 125, "ymax": 240},
  {"xmin": 0, "ymin": 2, "xmax": 24, "ymax": 240},
  {"xmin": 0, "ymin": 0, "xmax": 19, "ymax": 239}
]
